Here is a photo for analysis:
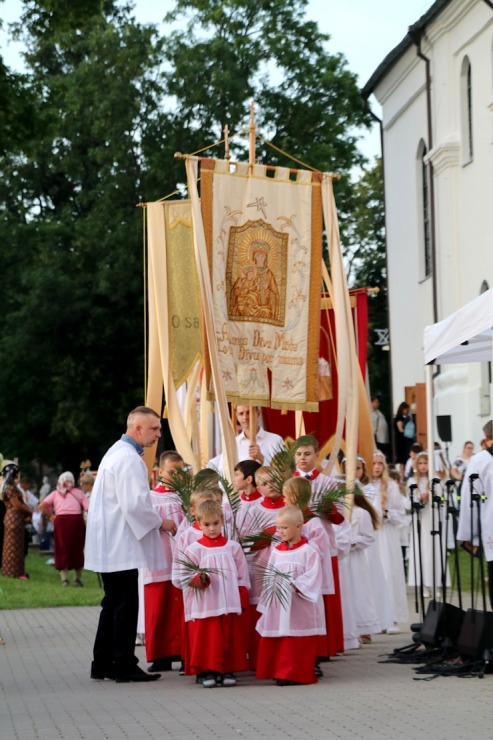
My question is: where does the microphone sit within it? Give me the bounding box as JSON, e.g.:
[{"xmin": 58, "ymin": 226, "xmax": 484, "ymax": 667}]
[
  {"xmin": 409, "ymin": 483, "xmax": 418, "ymax": 490},
  {"xmin": 445, "ymin": 479, "xmax": 456, "ymax": 487},
  {"xmin": 431, "ymin": 478, "xmax": 442, "ymax": 486},
  {"xmin": 469, "ymin": 473, "xmax": 480, "ymax": 481}
]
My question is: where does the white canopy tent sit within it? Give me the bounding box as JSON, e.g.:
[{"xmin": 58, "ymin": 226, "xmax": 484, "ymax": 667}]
[{"xmin": 423, "ymin": 288, "xmax": 493, "ymax": 475}]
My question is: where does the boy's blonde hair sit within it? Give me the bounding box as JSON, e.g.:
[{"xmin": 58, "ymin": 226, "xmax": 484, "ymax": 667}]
[
  {"xmin": 282, "ymin": 477, "xmax": 311, "ymax": 509},
  {"xmin": 276, "ymin": 505, "xmax": 303, "ymax": 526},
  {"xmin": 79, "ymin": 472, "xmax": 95, "ymax": 488},
  {"xmin": 189, "ymin": 489, "xmax": 216, "ymax": 509},
  {"xmin": 255, "ymin": 466, "xmax": 273, "ymax": 483},
  {"xmin": 195, "ymin": 499, "xmax": 223, "ymax": 522}
]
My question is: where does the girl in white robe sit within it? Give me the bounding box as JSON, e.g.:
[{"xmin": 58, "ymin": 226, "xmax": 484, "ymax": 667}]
[
  {"xmin": 371, "ymin": 452, "xmax": 409, "ymax": 631},
  {"xmin": 345, "ymin": 459, "xmax": 382, "ymax": 641},
  {"xmin": 407, "ymin": 451, "xmax": 450, "ymax": 595},
  {"xmin": 354, "ymin": 458, "xmax": 394, "ymax": 634}
]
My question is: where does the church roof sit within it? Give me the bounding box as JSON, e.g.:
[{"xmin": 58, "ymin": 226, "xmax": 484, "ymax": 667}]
[{"xmin": 361, "ymin": 0, "xmax": 452, "ymax": 98}]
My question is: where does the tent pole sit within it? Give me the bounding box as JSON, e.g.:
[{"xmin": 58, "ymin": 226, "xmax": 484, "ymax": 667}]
[{"xmin": 425, "ymin": 363, "xmax": 436, "ymax": 478}]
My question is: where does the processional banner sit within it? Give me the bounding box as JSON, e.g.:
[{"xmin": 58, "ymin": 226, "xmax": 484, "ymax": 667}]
[{"xmin": 199, "ymin": 158, "xmax": 322, "ymax": 411}]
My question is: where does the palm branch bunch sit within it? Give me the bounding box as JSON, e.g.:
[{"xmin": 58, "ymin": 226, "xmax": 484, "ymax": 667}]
[
  {"xmin": 167, "ymin": 468, "xmax": 220, "ymax": 521},
  {"xmin": 216, "ymin": 473, "xmax": 241, "ymax": 539},
  {"xmin": 254, "ymin": 560, "xmax": 294, "ymax": 609},
  {"xmin": 237, "ymin": 508, "xmax": 281, "ymax": 553},
  {"xmin": 175, "ymin": 552, "xmax": 224, "ymax": 591},
  {"xmin": 267, "ymin": 440, "xmax": 296, "ymax": 495},
  {"xmin": 311, "ymin": 483, "xmax": 358, "ymax": 520}
]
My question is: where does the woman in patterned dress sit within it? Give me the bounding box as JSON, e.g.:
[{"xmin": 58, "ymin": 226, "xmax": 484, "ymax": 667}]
[{"xmin": 1, "ymin": 461, "xmax": 32, "ymax": 579}]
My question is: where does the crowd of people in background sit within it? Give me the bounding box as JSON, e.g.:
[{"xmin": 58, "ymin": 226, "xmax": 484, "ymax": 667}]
[
  {"xmin": 0, "ymin": 399, "xmax": 490, "ymax": 688},
  {"xmin": 0, "ymin": 461, "xmax": 94, "ymax": 584}
]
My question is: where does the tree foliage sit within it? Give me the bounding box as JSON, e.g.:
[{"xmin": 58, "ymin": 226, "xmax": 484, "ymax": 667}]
[{"xmin": 0, "ymin": 0, "xmax": 379, "ymax": 472}]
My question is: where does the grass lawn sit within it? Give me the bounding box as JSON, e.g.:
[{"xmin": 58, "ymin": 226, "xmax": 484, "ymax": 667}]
[
  {"xmin": 0, "ymin": 546, "xmax": 487, "ymax": 611},
  {"xmin": 0, "ymin": 549, "xmax": 103, "ymax": 610},
  {"xmin": 448, "ymin": 547, "xmax": 489, "ymax": 600}
]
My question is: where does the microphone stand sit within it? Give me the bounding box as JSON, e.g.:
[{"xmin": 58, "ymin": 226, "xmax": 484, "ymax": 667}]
[
  {"xmin": 410, "ymin": 483, "xmax": 425, "ymax": 620},
  {"xmin": 431, "ymin": 478, "xmax": 446, "ymax": 602},
  {"xmin": 445, "ymin": 479, "xmax": 462, "ymax": 611}
]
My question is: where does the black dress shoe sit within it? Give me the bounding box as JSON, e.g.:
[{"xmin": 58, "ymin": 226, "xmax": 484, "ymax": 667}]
[
  {"xmin": 275, "ymin": 678, "xmax": 302, "ymax": 686},
  {"xmin": 90, "ymin": 662, "xmax": 115, "ymax": 680},
  {"xmin": 115, "ymin": 668, "xmax": 161, "ymax": 683}
]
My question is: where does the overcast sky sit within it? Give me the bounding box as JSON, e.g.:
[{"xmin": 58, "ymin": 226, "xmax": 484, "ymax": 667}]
[{"xmin": 0, "ymin": 0, "xmax": 433, "ymax": 158}]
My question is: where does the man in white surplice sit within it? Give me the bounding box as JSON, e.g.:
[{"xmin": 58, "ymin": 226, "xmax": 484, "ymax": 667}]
[
  {"xmin": 457, "ymin": 419, "xmax": 493, "ymax": 609},
  {"xmin": 208, "ymin": 405, "xmax": 285, "ymax": 474},
  {"xmin": 85, "ymin": 406, "xmax": 176, "ymax": 683}
]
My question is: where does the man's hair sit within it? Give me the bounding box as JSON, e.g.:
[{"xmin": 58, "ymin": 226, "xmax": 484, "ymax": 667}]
[
  {"xmin": 127, "ymin": 406, "xmax": 160, "ymax": 425},
  {"xmin": 411, "ymin": 443, "xmax": 423, "ymax": 454},
  {"xmin": 159, "ymin": 450, "xmax": 184, "ymax": 467},
  {"xmin": 483, "ymin": 420, "xmax": 493, "ymax": 440},
  {"xmin": 276, "ymin": 504, "xmax": 303, "ymax": 526},
  {"xmin": 294, "ymin": 434, "xmax": 319, "ymax": 453},
  {"xmin": 234, "ymin": 459, "xmax": 261, "ymax": 484},
  {"xmin": 195, "ymin": 499, "xmax": 223, "ymax": 522}
]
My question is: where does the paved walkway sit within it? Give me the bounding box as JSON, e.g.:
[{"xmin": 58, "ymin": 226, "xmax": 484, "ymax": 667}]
[{"xmin": 1, "ymin": 601, "xmax": 492, "ymax": 740}]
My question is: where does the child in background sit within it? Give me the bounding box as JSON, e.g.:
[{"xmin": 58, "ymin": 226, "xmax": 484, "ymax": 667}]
[
  {"xmin": 294, "ymin": 436, "xmax": 345, "ymax": 655},
  {"xmin": 256, "ymin": 506, "xmax": 324, "ymax": 685},
  {"xmin": 407, "ymin": 451, "xmax": 449, "ymax": 597},
  {"xmin": 173, "ymin": 500, "xmax": 250, "ymax": 688},
  {"xmin": 343, "ymin": 458, "xmax": 381, "ymax": 643},
  {"xmin": 353, "ymin": 456, "xmax": 394, "ymax": 635},
  {"xmin": 239, "ymin": 466, "xmax": 285, "ymax": 668},
  {"xmin": 144, "ymin": 451, "xmax": 186, "ymax": 673},
  {"xmin": 371, "ymin": 451, "xmax": 408, "ymax": 632},
  {"xmin": 234, "ymin": 459, "xmax": 261, "ymax": 538},
  {"xmin": 293, "ymin": 435, "xmax": 339, "ymax": 507}
]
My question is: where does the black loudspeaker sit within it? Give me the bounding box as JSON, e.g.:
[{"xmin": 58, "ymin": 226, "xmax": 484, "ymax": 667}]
[
  {"xmin": 457, "ymin": 609, "xmax": 493, "ymax": 658},
  {"xmin": 436, "ymin": 415, "xmax": 452, "ymax": 443},
  {"xmin": 419, "ymin": 601, "xmax": 464, "ymax": 647}
]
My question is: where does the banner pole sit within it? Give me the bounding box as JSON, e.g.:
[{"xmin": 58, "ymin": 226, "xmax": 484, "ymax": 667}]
[{"xmin": 248, "ymin": 101, "xmax": 257, "ymax": 452}]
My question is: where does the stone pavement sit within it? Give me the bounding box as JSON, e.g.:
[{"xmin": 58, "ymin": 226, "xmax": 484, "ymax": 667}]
[{"xmin": 1, "ymin": 601, "xmax": 492, "ymax": 740}]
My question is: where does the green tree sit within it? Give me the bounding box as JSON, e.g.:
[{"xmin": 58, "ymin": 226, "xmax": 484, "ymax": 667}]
[
  {"xmin": 161, "ymin": 0, "xmax": 372, "ymax": 223},
  {"xmin": 0, "ymin": 0, "xmax": 374, "ymax": 472},
  {"xmin": 0, "ymin": 0, "xmax": 167, "ymax": 470}
]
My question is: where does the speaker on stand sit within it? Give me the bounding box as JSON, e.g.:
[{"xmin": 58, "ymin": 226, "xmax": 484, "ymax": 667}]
[{"xmin": 436, "ymin": 415, "xmax": 452, "ymax": 465}]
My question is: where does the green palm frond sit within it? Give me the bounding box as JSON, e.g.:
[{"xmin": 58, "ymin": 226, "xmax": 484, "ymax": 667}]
[
  {"xmin": 217, "ymin": 473, "xmax": 241, "ymax": 521},
  {"xmin": 167, "ymin": 468, "xmax": 222, "ymax": 521},
  {"xmin": 312, "ymin": 483, "xmax": 361, "ymax": 520},
  {"xmin": 236, "ymin": 507, "xmax": 280, "ymax": 552},
  {"xmin": 175, "ymin": 553, "xmax": 224, "ymax": 590},
  {"xmin": 268, "ymin": 442, "xmax": 295, "ymax": 495},
  {"xmin": 254, "ymin": 560, "xmax": 293, "ymax": 610}
]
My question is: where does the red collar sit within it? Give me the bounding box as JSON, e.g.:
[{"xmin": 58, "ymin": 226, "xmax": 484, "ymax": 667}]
[
  {"xmin": 193, "ymin": 521, "xmax": 201, "ymax": 530},
  {"xmin": 153, "ymin": 483, "xmax": 175, "ymax": 493},
  {"xmin": 260, "ymin": 497, "xmax": 285, "ymax": 510},
  {"xmin": 241, "ymin": 490, "xmax": 262, "ymax": 502},
  {"xmin": 294, "ymin": 469, "xmax": 320, "ymax": 481},
  {"xmin": 276, "ymin": 537, "xmax": 308, "ymax": 551},
  {"xmin": 198, "ymin": 534, "xmax": 228, "ymax": 547}
]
